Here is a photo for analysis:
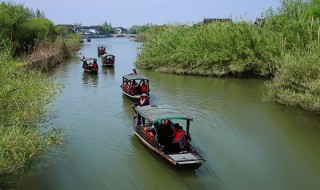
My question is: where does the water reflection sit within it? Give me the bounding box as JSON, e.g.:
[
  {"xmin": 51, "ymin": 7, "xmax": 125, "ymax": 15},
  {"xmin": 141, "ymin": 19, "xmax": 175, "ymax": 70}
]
[
  {"xmin": 101, "ymin": 67, "xmax": 115, "ymax": 77},
  {"xmin": 82, "ymin": 72, "xmax": 98, "ymax": 87}
]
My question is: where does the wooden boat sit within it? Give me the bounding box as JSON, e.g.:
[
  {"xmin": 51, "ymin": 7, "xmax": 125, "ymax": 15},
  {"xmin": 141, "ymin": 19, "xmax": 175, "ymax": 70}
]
[
  {"xmin": 132, "ymin": 105, "xmax": 205, "ymax": 169},
  {"xmin": 121, "ymin": 74, "xmax": 150, "ymax": 99},
  {"xmin": 101, "ymin": 54, "xmax": 115, "ymax": 67},
  {"xmin": 97, "ymin": 46, "xmax": 106, "ymax": 56},
  {"xmin": 80, "ymin": 58, "xmax": 98, "ymax": 74}
]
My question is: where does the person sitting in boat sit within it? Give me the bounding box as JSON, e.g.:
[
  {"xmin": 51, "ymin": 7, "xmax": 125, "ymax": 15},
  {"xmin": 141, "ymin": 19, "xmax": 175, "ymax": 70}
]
[
  {"xmin": 123, "ymin": 80, "xmax": 129, "ymax": 92},
  {"xmin": 140, "ymin": 81, "xmax": 147, "ymax": 94},
  {"xmin": 157, "ymin": 120, "xmax": 173, "ymax": 148},
  {"xmin": 172, "ymin": 123, "xmax": 179, "ymax": 138},
  {"xmin": 130, "ymin": 81, "xmax": 136, "ymax": 95},
  {"xmin": 132, "ymin": 69, "xmax": 137, "ymax": 74},
  {"xmin": 172, "ymin": 125, "xmax": 186, "ymax": 152},
  {"xmin": 88, "ymin": 62, "xmax": 93, "ymax": 70},
  {"xmin": 92, "ymin": 60, "xmax": 98, "ymax": 69}
]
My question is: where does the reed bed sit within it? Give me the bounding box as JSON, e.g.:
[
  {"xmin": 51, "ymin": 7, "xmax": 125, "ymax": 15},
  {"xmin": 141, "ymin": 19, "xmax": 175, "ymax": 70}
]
[
  {"xmin": 136, "ymin": 23, "xmax": 282, "ymax": 77},
  {"xmin": 0, "ymin": 51, "xmax": 64, "ymax": 174},
  {"xmin": 265, "ymin": 43, "xmax": 320, "ymax": 111},
  {"xmin": 136, "ymin": 0, "xmax": 320, "ymax": 111}
]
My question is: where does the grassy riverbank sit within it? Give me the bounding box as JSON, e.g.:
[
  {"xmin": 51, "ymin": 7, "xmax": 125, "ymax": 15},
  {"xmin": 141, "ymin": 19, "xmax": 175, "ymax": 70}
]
[
  {"xmin": 0, "ymin": 2, "xmax": 81, "ymax": 175},
  {"xmin": 0, "ymin": 51, "xmax": 65, "ymax": 175},
  {"xmin": 25, "ymin": 36, "xmax": 81, "ymax": 71},
  {"xmin": 136, "ymin": 0, "xmax": 320, "ymax": 111}
]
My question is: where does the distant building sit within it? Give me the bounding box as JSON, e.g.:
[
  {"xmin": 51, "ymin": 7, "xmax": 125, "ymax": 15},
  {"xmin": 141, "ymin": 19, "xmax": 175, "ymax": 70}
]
[
  {"xmin": 254, "ymin": 18, "xmax": 266, "ymax": 26},
  {"xmin": 202, "ymin": 18, "xmax": 232, "ymax": 24},
  {"xmin": 115, "ymin": 27, "xmax": 128, "ymax": 34}
]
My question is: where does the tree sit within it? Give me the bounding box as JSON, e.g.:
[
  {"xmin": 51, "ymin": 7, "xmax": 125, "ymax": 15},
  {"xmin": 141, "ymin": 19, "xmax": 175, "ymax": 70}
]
[
  {"xmin": 128, "ymin": 24, "xmax": 151, "ymax": 34},
  {"xmin": 99, "ymin": 21, "xmax": 114, "ymax": 35},
  {"xmin": 35, "ymin": 8, "xmax": 45, "ymax": 18}
]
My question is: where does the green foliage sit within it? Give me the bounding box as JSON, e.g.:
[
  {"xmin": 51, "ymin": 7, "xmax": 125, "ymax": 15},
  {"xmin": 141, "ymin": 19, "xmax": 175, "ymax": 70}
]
[
  {"xmin": 0, "ymin": 2, "xmax": 61, "ymax": 54},
  {"xmin": 128, "ymin": 25, "xmax": 152, "ymax": 34},
  {"xmin": 0, "ymin": 124, "xmax": 65, "ymax": 174},
  {"xmin": 99, "ymin": 21, "xmax": 114, "ymax": 35},
  {"xmin": 136, "ymin": 0, "xmax": 320, "ymax": 111},
  {"xmin": 56, "ymin": 26, "xmax": 69, "ymax": 37},
  {"xmin": 136, "ymin": 22, "xmax": 281, "ymax": 76},
  {"xmin": 265, "ymin": 43, "xmax": 320, "ymax": 111},
  {"xmin": 18, "ymin": 17, "xmax": 56, "ymax": 43},
  {"xmin": 35, "ymin": 8, "xmax": 45, "ymax": 18},
  {"xmin": 0, "ymin": 53, "xmax": 57, "ymax": 126},
  {"xmin": 0, "ymin": 2, "xmax": 33, "ymax": 41},
  {"xmin": 0, "ymin": 43, "xmax": 65, "ymax": 174}
]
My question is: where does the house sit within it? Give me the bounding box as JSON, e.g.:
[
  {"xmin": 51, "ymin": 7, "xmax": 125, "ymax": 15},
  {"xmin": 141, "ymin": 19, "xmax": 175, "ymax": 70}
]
[
  {"xmin": 115, "ymin": 27, "xmax": 128, "ymax": 34},
  {"xmin": 202, "ymin": 18, "xmax": 232, "ymax": 24}
]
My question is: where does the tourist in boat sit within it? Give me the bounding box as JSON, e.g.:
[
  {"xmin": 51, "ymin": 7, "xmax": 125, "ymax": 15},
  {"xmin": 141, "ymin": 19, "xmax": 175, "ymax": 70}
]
[
  {"xmin": 123, "ymin": 80, "xmax": 129, "ymax": 92},
  {"xmin": 92, "ymin": 60, "xmax": 98, "ymax": 69},
  {"xmin": 157, "ymin": 120, "xmax": 173, "ymax": 148},
  {"xmin": 171, "ymin": 125, "xmax": 186, "ymax": 152},
  {"xmin": 132, "ymin": 69, "xmax": 137, "ymax": 74},
  {"xmin": 140, "ymin": 81, "xmax": 147, "ymax": 94},
  {"xmin": 172, "ymin": 123, "xmax": 180, "ymax": 138},
  {"xmin": 130, "ymin": 81, "xmax": 136, "ymax": 95},
  {"xmin": 173, "ymin": 126, "xmax": 185, "ymax": 143}
]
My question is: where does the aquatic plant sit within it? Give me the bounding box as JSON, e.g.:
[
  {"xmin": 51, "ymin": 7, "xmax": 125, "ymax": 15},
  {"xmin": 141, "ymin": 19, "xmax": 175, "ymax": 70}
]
[{"xmin": 136, "ymin": 0, "xmax": 320, "ymax": 111}]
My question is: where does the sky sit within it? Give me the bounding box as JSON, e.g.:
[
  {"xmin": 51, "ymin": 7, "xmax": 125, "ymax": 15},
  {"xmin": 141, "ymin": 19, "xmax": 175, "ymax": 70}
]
[{"xmin": 7, "ymin": 0, "xmax": 281, "ymax": 28}]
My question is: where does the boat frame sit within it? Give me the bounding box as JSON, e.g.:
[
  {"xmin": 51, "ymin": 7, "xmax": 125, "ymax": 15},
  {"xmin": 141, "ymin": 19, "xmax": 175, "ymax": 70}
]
[
  {"xmin": 132, "ymin": 105, "xmax": 205, "ymax": 169},
  {"xmin": 98, "ymin": 46, "xmax": 106, "ymax": 56},
  {"xmin": 121, "ymin": 74, "xmax": 150, "ymax": 99},
  {"xmin": 101, "ymin": 54, "xmax": 115, "ymax": 67},
  {"xmin": 80, "ymin": 58, "xmax": 98, "ymax": 74}
]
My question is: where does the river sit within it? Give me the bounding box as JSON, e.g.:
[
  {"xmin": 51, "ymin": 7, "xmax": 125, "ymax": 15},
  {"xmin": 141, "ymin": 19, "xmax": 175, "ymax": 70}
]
[{"xmin": 19, "ymin": 38, "xmax": 320, "ymax": 190}]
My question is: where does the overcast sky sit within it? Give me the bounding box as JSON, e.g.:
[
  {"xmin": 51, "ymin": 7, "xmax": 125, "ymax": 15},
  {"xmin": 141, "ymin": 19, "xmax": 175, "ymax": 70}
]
[{"xmin": 8, "ymin": 0, "xmax": 280, "ymax": 28}]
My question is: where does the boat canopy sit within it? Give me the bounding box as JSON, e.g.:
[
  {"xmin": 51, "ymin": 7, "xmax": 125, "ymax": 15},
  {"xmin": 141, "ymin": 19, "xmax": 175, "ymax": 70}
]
[
  {"xmin": 101, "ymin": 54, "xmax": 115, "ymax": 58},
  {"xmin": 122, "ymin": 74, "xmax": 148, "ymax": 81},
  {"xmin": 80, "ymin": 58, "xmax": 97, "ymax": 61},
  {"xmin": 135, "ymin": 105, "xmax": 193, "ymax": 123}
]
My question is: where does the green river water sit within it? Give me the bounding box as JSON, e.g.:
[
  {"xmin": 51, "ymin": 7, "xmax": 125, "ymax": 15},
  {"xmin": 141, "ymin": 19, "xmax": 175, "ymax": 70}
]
[{"xmin": 7, "ymin": 38, "xmax": 320, "ymax": 190}]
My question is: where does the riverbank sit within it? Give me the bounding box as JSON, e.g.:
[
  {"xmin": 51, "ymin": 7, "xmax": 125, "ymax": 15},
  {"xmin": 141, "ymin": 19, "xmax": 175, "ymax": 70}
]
[
  {"xmin": 0, "ymin": 37, "xmax": 81, "ymax": 176},
  {"xmin": 136, "ymin": 0, "xmax": 320, "ymax": 112},
  {"xmin": 24, "ymin": 37, "xmax": 81, "ymax": 71}
]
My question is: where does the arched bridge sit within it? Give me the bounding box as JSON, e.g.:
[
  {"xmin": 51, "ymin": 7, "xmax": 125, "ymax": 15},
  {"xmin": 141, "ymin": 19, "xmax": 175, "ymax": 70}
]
[{"xmin": 110, "ymin": 34, "xmax": 138, "ymax": 38}]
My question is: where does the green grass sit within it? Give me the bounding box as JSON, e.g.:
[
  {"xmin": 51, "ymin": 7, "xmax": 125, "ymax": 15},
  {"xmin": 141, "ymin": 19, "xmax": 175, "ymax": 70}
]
[
  {"xmin": 136, "ymin": 23, "xmax": 283, "ymax": 77},
  {"xmin": 135, "ymin": 0, "xmax": 320, "ymax": 111},
  {"xmin": 0, "ymin": 50, "xmax": 64, "ymax": 174},
  {"xmin": 264, "ymin": 43, "xmax": 320, "ymax": 111}
]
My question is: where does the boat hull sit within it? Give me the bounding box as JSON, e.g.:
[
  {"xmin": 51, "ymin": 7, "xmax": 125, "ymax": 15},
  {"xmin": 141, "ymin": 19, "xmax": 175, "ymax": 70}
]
[
  {"xmin": 120, "ymin": 86, "xmax": 148, "ymax": 100},
  {"xmin": 102, "ymin": 63, "xmax": 114, "ymax": 67},
  {"xmin": 84, "ymin": 69, "xmax": 98, "ymax": 74}
]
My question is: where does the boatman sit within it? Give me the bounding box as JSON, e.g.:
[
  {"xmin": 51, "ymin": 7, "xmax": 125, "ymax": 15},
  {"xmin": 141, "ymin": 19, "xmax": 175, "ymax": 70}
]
[
  {"xmin": 132, "ymin": 93, "xmax": 150, "ymax": 108},
  {"xmin": 132, "ymin": 93, "xmax": 150, "ymax": 125}
]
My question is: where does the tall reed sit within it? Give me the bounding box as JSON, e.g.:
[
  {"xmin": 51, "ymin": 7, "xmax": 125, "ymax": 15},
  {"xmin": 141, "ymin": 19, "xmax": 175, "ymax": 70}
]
[{"xmin": 0, "ymin": 50, "xmax": 64, "ymax": 174}]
